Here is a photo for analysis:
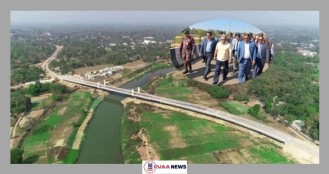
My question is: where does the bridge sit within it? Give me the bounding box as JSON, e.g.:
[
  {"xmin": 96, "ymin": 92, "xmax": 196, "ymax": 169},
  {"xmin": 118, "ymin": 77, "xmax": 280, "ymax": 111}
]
[{"xmin": 62, "ymin": 76, "xmax": 292, "ymax": 144}]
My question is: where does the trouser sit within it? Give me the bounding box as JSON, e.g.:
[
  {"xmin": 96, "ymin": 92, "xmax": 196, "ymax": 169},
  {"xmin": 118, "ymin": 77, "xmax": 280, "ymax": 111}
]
[
  {"xmin": 238, "ymin": 58, "xmax": 251, "ymax": 83},
  {"xmin": 183, "ymin": 62, "xmax": 192, "ymax": 72},
  {"xmin": 212, "ymin": 59, "xmax": 229, "ymax": 83},
  {"xmin": 232, "ymin": 50, "xmax": 238, "ymax": 70},
  {"xmin": 202, "ymin": 55, "xmax": 207, "ymax": 62},
  {"xmin": 269, "ymin": 54, "xmax": 273, "ymax": 63},
  {"xmin": 252, "ymin": 58, "xmax": 265, "ymax": 78},
  {"xmin": 204, "ymin": 53, "xmax": 213, "ymax": 77}
]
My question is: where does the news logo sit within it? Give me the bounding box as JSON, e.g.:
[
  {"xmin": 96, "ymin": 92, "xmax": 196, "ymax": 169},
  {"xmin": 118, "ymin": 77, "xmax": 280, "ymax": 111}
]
[
  {"xmin": 142, "ymin": 160, "xmax": 187, "ymax": 174},
  {"xmin": 143, "ymin": 161, "xmax": 156, "ymax": 174}
]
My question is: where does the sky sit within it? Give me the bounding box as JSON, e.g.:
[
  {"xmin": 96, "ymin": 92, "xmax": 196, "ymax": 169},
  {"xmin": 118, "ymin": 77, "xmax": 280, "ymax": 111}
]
[
  {"xmin": 190, "ymin": 19, "xmax": 262, "ymax": 33},
  {"xmin": 11, "ymin": 11, "xmax": 319, "ymax": 27}
]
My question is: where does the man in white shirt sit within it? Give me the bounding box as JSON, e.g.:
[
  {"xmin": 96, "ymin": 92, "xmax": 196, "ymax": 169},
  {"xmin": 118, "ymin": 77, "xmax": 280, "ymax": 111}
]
[
  {"xmin": 211, "ymin": 34, "xmax": 232, "ymax": 85},
  {"xmin": 270, "ymin": 42, "xmax": 275, "ymax": 64}
]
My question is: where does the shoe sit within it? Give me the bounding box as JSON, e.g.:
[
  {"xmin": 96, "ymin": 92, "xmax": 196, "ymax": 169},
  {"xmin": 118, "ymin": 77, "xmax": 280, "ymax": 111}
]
[
  {"xmin": 182, "ymin": 70, "xmax": 188, "ymax": 74},
  {"xmin": 210, "ymin": 82, "xmax": 217, "ymax": 85},
  {"xmin": 222, "ymin": 78, "xmax": 227, "ymax": 81},
  {"xmin": 203, "ymin": 76, "xmax": 208, "ymax": 81}
]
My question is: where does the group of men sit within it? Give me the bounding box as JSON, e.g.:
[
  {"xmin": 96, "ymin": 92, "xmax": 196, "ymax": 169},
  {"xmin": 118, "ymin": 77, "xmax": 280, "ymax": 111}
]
[{"xmin": 179, "ymin": 30, "xmax": 275, "ymax": 84}]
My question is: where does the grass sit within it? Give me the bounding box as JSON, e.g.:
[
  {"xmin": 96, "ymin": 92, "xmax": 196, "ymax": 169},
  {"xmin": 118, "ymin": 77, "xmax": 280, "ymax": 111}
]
[
  {"xmin": 250, "ymin": 146, "xmax": 292, "ymax": 164},
  {"xmin": 31, "ymin": 98, "xmax": 53, "ymax": 111},
  {"xmin": 63, "ymin": 149, "xmax": 79, "ymax": 164},
  {"xmin": 124, "ymin": 62, "xmax": 170, "ymax": 79},
  {"xmin": 219, "ymin": 101, "xmax": 244, "ymax": 115},
  {"xmin": 155, "ymin": 78, "xmax": 192, "ymax": 102},
  {"xmin": 187, "ymin": 154, "xmax": 218, "ymax": 164}
]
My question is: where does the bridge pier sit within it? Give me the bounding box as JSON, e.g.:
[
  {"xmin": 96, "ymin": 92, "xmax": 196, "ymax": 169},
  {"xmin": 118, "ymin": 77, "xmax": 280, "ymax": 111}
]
[
  {"xmin": 138, "ymin": 87, "xmax": 140, "ymax": 93},
  {"xmin": 104, "ymin": 80, "xmax": 106, "ymax": 86},
  {"xmin": 132, "ymin": 89, "xmax": 135, "ymax": 97},
  {"xmin": 97, "ymin": 82, "xmax": 100, "ymax": 88}
]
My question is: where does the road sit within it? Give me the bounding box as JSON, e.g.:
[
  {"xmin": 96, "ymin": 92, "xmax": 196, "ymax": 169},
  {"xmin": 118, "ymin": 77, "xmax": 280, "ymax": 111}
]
[{"xmin": 10, "ymin": 45, "xmax": 63, "ymax": 90}]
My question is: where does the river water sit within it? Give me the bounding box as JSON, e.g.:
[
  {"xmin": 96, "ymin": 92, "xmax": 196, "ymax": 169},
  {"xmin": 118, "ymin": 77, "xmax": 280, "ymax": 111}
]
[{"xmin": 76, "ymin": 67, "xmax": 175, "ymax": 164}]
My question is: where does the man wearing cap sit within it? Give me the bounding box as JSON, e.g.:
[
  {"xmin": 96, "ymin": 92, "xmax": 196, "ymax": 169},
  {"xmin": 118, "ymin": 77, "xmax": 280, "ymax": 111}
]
[
  {"xmin": 179, "ymin": 30, "xmax": 195, "ymax": 74},
  {"xmin": 211, "ymin": 34, "xmax": 232, "ymax": 85},
  {"xmin": 252, "ymin": 36, "xmax": 269, "ymax": 78},
  {"xmin": 237, "ymin": 33, "xmax": 257, "ymax": 83},
  {"xmin": 231, "ymin": 33, "xmax": 241, "ymax": 75},
  {"xmin": 200, "ymin": 31, "xmax": 217, "ymax": 80}
]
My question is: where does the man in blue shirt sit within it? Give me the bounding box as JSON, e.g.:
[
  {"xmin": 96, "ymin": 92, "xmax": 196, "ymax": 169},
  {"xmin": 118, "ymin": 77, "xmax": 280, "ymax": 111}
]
[{"xmin": 199, "ymin": 31, "xmax": 217, "ymax": 80}]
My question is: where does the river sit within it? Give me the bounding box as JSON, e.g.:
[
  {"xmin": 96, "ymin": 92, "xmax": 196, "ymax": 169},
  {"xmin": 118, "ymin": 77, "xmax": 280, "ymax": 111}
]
[{"xmin": 76, "ymin": 67, "xmax": 175, "ymax": 164}]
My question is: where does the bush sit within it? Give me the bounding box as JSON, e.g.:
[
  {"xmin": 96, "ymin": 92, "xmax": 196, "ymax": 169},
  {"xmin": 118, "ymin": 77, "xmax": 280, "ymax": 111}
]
[
  {"xmin": 11, "ymin": 149, "xmax": 23, "ymax": 164},
  {"xmin": 187, "ymin": 79, "xmax": 229, "ymax": 99},
  {"xmin": 263, "ymin": 99, "xmax": 272, "ymax": 113},
  {"xmin": 208, "ymin": 87, "xmax": 230, "ymax": 99},
  {"xmin": 233, "ymin": 94, "xmax": 250, "ymax": 102},
  {"xmin": 248, "ymin": 104, "xmax": 261, "ymax": 117}
]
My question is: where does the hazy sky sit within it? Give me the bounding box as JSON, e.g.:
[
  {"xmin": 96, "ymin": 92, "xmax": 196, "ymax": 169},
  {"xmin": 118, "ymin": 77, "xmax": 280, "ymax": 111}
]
[
  {"xmin": 11, "ymin": 11, "xmax": 319, "ymax": 27},
  {"xmin": 190, "ymin": 19, "xmax": 262, "ymax": 33}
]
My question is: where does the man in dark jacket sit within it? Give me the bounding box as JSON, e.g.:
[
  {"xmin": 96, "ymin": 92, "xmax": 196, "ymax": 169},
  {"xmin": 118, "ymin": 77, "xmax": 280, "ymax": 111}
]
[
  {"xmin": 199, "ymin": 31, "xmax": 217, "ymax": 80},
  {"xmin": 179, "ymin": 30, "xmax": 195, "ymax": 74}
]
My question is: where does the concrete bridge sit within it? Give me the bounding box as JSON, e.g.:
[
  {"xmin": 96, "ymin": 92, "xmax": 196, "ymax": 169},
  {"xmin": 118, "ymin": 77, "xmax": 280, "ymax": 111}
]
[{"xmin": 62, "ymin": 76, "xmax": 292, "ymax": 144}]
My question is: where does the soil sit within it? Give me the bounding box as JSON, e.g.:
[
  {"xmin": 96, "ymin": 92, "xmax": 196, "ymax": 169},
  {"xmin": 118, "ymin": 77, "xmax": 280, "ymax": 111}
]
[{"xmin": 31, "ymin": 93, "xmax": 52, "ymax": 103}]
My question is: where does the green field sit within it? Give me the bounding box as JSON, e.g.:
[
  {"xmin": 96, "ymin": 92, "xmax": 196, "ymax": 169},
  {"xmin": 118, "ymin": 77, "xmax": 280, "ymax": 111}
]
[
  {"xmin": 31, "ymin": 97, "xmax": 53, "ymax": 111},
  {"xmin": 121, "ymin": 103, "xmax": 292, "ymax": 164},
  {"xmin": 155, "ymin": 77, "xmax": 191, "ymax": 101},
  {"xmin": 21, "ymin": 91, "xmax": 95, "ymax": 164},
  {"xmin": 250, "ymin": 146, "xmax": 292, "ymax": 164}
]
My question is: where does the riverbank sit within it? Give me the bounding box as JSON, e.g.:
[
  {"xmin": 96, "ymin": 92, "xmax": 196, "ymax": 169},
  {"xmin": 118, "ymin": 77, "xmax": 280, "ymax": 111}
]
[{"xmin": 64, "ymin": 94, "xmax": 105, "ymax": 164}]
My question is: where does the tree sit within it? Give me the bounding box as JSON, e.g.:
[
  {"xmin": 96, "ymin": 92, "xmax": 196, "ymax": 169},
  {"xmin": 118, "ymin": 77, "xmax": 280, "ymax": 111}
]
[
  {"xmin": 11, "ymin": 92, "xmax": 32, "ymax": 115},
  {"xmin": 263, "ymin": 99, "xmax": 272, "ymax": 113},
  {"xmin": 11, "ymin": 148, "xmax": 23, "ymax": 164}
]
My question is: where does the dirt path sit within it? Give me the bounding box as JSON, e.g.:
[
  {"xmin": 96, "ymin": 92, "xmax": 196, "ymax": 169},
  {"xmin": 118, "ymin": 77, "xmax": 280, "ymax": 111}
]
[
  {"xmin": 31, "ymin": 93, "xmax": 52, "ymax": 103},
  {"xmin": 136, "ymin": 129, "xmax": 159, "ymax": 160}
]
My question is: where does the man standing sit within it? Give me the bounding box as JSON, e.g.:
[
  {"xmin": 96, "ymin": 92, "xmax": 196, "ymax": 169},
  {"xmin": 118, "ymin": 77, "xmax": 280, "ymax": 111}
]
[
  {"xmin": 252, "ymin": 36, "xmax": 269, "ymax": 78},
  {"xmin": 179, "ymin": 30, "xmax": 195, "ymax": 74},
  {"xmin": 231, "ymin": 33, "xmax": 241, "ymax": 75},
  {"xmin": 200, "ymin": 31, "xmax": 217, "ymax": 80},
  {"xmin": 237, "ymin": 33, "xmax": 256, "ymax": 83},
  {"xmin": 211, "ymin": 34, "xmax": 232, "ymax": 85}
]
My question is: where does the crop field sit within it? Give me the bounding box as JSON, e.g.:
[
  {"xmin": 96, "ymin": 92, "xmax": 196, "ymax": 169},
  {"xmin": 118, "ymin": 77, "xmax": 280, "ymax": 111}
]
[
  {"xmin": 21, "ymin": 91, "xmax": 93, "ymax": 164},
  {"xmin": 121, "ymin": 103, "xmax": 293, "ymax": 164}
]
